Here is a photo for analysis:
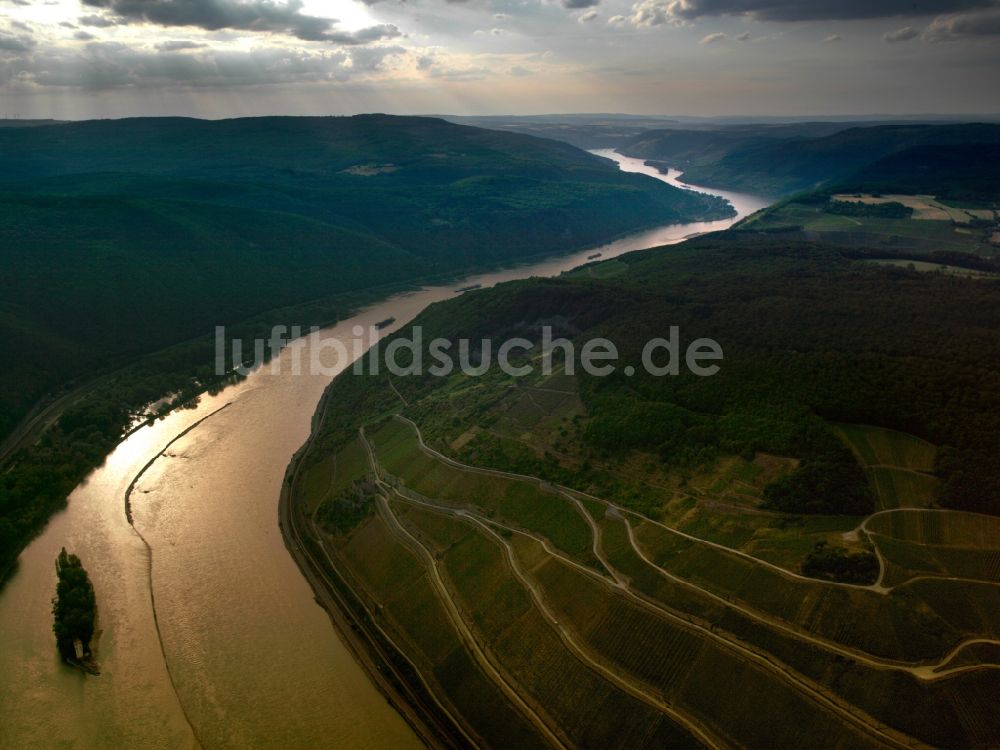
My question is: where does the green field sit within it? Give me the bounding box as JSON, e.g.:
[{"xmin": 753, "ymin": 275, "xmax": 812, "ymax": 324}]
[
  {"xmin": 741, "ymin": 198, "xmax": 996, "ymax": 254},
  {"xmin": 868, "ymin": 509, "xmax": 1000, "ymax": 546},
  {"xmin": 867, "ymin": 467, "xmax": 940, "ymax": 510},
  {"xmin": 291, "ymin": 387, "xmax": 1000, "ymax": 747},
  {"xmin": 834, "ymin": 424, "xmax": 940, "ymax": 510},
  {"xmin": 338, "ymin": 512, "xmax": 547, "ymax": 749},
  {"xmin": 371, "ymin": 419, "xmax": 597, "ymax": 566},
  {"xmin": 296, "ymin": 436, "xmax": 371, "ymax": 514},
  {"xmin": 306, "ymin": 405, "xmax": 1000, "ymax": 747},
  {"xmin": 867, "ymin": 510, "xmax": 1000, "ymax": 585},
  {"xmin": 525, "ymin": 539, "xmax": 878, "ymax": 749},
  {"xmin": 630, "ymin": 517, "xmax": 988, "ymax": 661},
  {"xmin": 866, "ymin": 259, "xmax": 1000, "ymax": 277},
  {"xmin": 396, "ymin": 499, "xmax": 702, "ymax": 749},
  {"xmin": 836, "ymin": 424, "xmax": 937, "ymax": 471}
]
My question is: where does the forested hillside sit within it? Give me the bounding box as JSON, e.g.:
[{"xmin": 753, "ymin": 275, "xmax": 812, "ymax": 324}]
[
  {"xmin": 323, "ymin": 236, "xmax": 1000, "ymax": 518},
  {"xmin": 0, "ymin": 115, "xmax": 729, "ymax": 443},
  {"xmin": 835, "ymin": 143, "xmax": 1000, "ymax": 204},
  {"xmin": 0, "ymin": 114, "xmax": 727, "ymax": 269},
  {"xmin": 621, "ymin": 123, "xmax": 1000, "ymax": 196},
  {"xmin": 0, "ymin": 114, "xmax": 730, "ymax": 577}
]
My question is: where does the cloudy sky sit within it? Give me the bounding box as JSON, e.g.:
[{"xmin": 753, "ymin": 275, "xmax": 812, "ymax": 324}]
[{"xmin": 1, "ymin": 0, "xmax": 999, "ymax": 118}]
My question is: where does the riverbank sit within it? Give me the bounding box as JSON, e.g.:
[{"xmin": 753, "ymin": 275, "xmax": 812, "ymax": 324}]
[{"xmin": 278, "ymin": 387, "xmax": 468, "ymax": 749}]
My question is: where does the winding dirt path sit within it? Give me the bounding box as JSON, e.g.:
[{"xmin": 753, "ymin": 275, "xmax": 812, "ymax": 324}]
[
  {"xmin": 361, "ymin": 428, "xmax": 572, "ymax": 750},
  {"xmin": 365, "ymin": 425, "xmax": 936, "ymax": 750},
  {"xmin": 393, "ymin": 415, "xmax": 1000, "ymax": 680},
  {"xmin": 375, "ymin": 497, "xmax": 572, "ymax": 749}
]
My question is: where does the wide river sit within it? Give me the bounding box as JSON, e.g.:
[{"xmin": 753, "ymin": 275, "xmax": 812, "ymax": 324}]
[{"xmin": 0, "ymin": 152, "xmax": 768, "ymax": 749}]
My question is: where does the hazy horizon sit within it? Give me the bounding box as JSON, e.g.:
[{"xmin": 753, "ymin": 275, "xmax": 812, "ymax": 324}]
[
  {"xmin": 2, "ymin": 0, "xmax": 999, "ymax": 120},
  {"xmin": 4, "ymin": 111, "xmax": 1000, "ymax": 123}
]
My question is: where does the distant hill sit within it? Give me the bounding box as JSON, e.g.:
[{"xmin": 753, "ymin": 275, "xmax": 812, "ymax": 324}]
[
  {"xmin": 0, "ymin": 119, "xmax": 63, "ymax": 128},
  {"xmin": 0, "ymin": 115, "xmax": 729, "ymax": 266},
  {"xmin": 443, "ymin": 115, "xmax": 967, "ymax": 152},
  {"xmin": 835, "ymin": 143, "xmax": 1000, "ymax": 204},
  {"xmin": 620, "ymin": 123, "xmax": 1000, "ymax": 196},
  {"xmin": 0, "ymin": 115, "xmax": 729, "ymax": 441},
  {"xmin": 620, "ymin": 121, "xmax": 858, "ymax": 170},
  {"xmin": 440, "ymin": 114, "xmax": 686, "ymax": 149}
]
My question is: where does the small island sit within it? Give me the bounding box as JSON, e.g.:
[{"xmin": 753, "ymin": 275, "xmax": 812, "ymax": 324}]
[{"xmin": 52, "ymin": 548, "xmax": 99, "ymax": 674}]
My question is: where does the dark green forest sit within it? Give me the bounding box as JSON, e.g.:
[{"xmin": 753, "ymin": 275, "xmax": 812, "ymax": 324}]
[
  {"xmin": 620, "ymin": 123, "xmax": 1000, "ymax": 196},
  {"xmin": 801, "ymin": 542, "xmax": 879, "ymax": 584},
  {"xmin": 316, "ymin": 479, "xmax": 377, "ymax": 534},
  {"xmin": 325, "ymin": 236, "xmax": 1000, "ymax": 518},
  {"xmin": 0, "ymin": 115, "xmax": 728, "ymax": 442},
  {"xmin": 826, "ymin": 200, "xmax": 913, "ymax": 219},
  {"xmin": 835, "ymin": 143, "xmax": 1000, "ymax": 204}
]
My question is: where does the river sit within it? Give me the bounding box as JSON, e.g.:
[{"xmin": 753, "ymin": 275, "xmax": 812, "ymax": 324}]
[{"xmin": 0, "ymin": 152, "xmax": 769, "ymax": 749}]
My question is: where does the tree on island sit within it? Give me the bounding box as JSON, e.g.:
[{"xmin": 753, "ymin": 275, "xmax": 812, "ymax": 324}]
[{"xmin": 52, "ymin": 548, "xmax": 96, "ymax": 663}]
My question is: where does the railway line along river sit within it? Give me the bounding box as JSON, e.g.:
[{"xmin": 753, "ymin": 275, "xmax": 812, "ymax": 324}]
[{"xmin": 0, "ymin": 152, "xmax": 769, "ymax": 749}]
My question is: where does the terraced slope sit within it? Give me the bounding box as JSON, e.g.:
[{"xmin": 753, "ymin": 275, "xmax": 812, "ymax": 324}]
[
  {"xmin": 290, "ymin": 402, "xmax": 1000, "ymax": 748},
  {"xmin": 288, "ymin": 236, "xmax": 1000, "ymax": 748}
]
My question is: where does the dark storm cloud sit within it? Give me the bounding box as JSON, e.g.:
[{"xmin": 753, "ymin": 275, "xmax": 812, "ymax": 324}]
[
  {"xmin": 0, "ymin": 31, "xmax": 35, "ymax": 52},
  {"xmin": 883, "ymin": 25, "xmax": 919, "ymax": 42},
  {"xmin": 78, "ymin": 14, "xmax": 121, "ymax": 27},
  {"xmin": 155, "ymin": 39, "xmax": 207, "ymax": 49},
  {"xmin": 661, "ymin": 0, "xmax": 997, "ymax": 22},
  {"xmin": 0, "ymin": 42, "xmax": 381, "ymax": 88},
  {"xmin": 79, "ymin": 0, "xmax": 401, "ymax": 44},
  {"xmin": 327, "ymin": 24, "xmax": 402, "ymax": 44},
  {"xmin": 923, "ymin": 7, "xmax": 1000, "ymax": 38}
]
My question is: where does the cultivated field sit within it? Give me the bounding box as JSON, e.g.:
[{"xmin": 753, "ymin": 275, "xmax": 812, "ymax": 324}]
[
  {"xmin": 740, "ymin": 197, "xmax": 997, "ymax": 254},
  {"xmin": 835, "ymin": 424, "xmax": 940, "ymax": 511},
  {"xmin": 290, "ymin": 375, "xmax": 1000, "ymax": 749},
  {"xmin": 831, "ymin": 194, "xmax": 996, "ymax": 223}
]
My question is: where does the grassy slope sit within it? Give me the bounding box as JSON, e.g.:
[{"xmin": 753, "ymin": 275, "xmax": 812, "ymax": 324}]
[
  {"xmin": 298, "ymin": 374, "xmax": 999, "ymax": 748},
  {"xmin": 732, "ymin": 137, "xmax": 1000, "ymax": 258}
]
